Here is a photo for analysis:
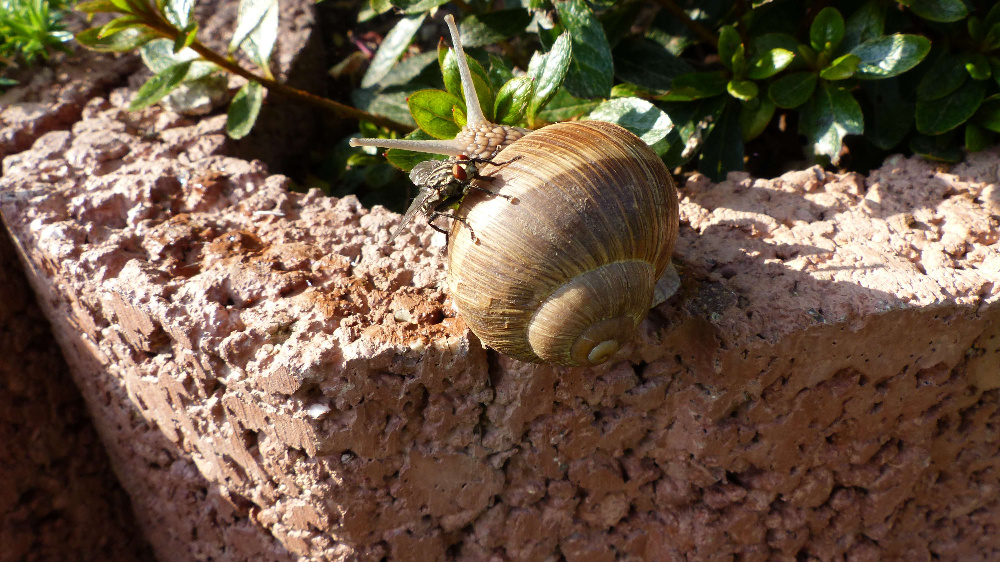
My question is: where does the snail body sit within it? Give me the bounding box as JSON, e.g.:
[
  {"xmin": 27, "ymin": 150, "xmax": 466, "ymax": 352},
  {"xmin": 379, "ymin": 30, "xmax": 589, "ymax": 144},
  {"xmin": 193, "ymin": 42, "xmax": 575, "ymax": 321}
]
[{"xmin": 351, "ymin": 15, "xmax": 679, "ymax": 366}]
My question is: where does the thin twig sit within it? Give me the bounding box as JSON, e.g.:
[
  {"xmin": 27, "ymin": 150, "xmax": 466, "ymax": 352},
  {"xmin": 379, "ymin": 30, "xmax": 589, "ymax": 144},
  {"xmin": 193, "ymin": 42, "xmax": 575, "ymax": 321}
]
[{"xmin": 145, "ymin": 17, "xmax": 414, "ymax": 134}]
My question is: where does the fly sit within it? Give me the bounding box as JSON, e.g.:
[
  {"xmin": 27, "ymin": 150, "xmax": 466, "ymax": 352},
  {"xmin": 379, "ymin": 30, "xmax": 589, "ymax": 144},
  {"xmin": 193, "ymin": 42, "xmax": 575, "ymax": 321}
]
[{"xmin": 390, "ymin": 150, "xmax": 519, "ymax": 243}]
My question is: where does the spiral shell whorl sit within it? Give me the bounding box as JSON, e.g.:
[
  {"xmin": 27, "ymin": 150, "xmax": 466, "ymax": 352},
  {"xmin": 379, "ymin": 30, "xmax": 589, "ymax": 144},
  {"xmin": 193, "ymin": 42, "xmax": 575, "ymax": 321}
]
[{"xmin": 447, "ymin": 120, "xmax": 679, "ymax": 366}]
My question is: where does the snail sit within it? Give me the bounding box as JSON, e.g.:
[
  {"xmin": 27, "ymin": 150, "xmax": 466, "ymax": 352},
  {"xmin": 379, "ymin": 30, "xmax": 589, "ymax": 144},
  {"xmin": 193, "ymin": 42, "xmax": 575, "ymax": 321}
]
[{"xmin": 351, "ymin": 15, "xmax": 679, "ymax": 367}]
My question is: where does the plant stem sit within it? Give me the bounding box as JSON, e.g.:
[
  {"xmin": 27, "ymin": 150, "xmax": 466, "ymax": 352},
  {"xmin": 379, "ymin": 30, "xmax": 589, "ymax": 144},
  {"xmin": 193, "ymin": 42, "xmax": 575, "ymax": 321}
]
[
  {"xmin": 186, "ymin": 41, "xmax": 413, "ymax": 133},
  {"xmin": 143, "ymin": 14, "xmax": 414, "ymax": 134},
  {"xmin": 651, "ymin": 0, "xmax": 719, "ymax": 46}
]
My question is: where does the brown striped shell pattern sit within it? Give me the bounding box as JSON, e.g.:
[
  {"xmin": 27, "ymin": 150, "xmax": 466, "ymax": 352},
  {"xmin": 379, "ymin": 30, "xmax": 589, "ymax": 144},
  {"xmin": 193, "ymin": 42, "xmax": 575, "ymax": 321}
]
[{"xmin": 350, "ymin": 15, "xmax": 679, "ymax": 367}]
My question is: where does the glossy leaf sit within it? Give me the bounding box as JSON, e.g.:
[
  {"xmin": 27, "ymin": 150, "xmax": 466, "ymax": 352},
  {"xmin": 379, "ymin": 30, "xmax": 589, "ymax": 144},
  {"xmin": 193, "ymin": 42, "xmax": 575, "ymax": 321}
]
[
  {"xmin": 810, "ymin": 7, "xmax": 844, "ymax": 53},
  {"xmin": 390, "ymin": 0, "xmax": 450, "ymax": 13},
  {"xmin": 819, "ymin": 54, "xmax": 860, "ymax": 80},
  {"xmin": 613, "ymin": 38, "xmax": 691, "ymax": 90},
  {"xmin": 718, "ymin": 25, "xmax": 740, "ymax": 70},
  {"xmin": 747, "ymin": 48, "xmax": 795, "ymax": 80},
  {"xmin": 488, "ymin": 54, "xmax": 515, "ymax": 92},
  {"xmin": 173, "ymin": 23, "xmax": 198, "ymax": 53},
  {"xmin": 965, "ymin": 123, "xmax": 991, "ymax": 152},
  {"xmin": 361, "ymin": 13, "xmax": 425, "ymax": 89},
  {"xmin": 75, "ymin": 0, "xmax": 121, "ymax": 13},
  {"xmin": 860, "ymin": 79, "xmax": 914, "ymax": 150},
  {"xmin": 842, "ymin": 1, "xmax": 885, "ymax": 52},
  {"xmin": 966, "ymin": 53, "xmax": 991, "ymax": 81},
  {"xmin": 164, "ymin": 0, "xmax": 194, "ymax": 27},
  {"xmin": 76, "ymin": 27, "xmax": 156, "ymax": 52},
  {"xmin": 407, "ymin": 89, "xmax": 462, "ymax": 139},
  {"xmin": 909, "ymin": 133, "xmax": 962, "ymax": 162},
  {"xmin": 97, "ymin": 16, "xmax": 143, "ymax": 39},
  {"xmin": 660, "ymin": 71, "xmax": 728, "ymax": 101},
  {"xmin": 536, "ymin": 89, "xmax": 599, "ymax": 122},
  {"xmin": 385, "ymin": 129, "xmax": 448, "ymax": 172},
  {"xmin": 129, "ymin": 61, "xmax": 192, "ymax": 110},
  {"xmin": 768, "ymin": 72, "xmax": 818, "ymax": 108},
  {"xmin": 494, "ymin": 77, "xmax": 533, "ymax": 125},
  {"xmin": 915, "ymin": 79, "xmax": 986, "ymax": 135},
  {"xmin": 527, "ymin": 32, "xmax": 572, "ymax": 122},
  {"xmin": 377, "ymin": 51, "xmax": 437, "ymax": 88},
  {"xmin": 899, "ymin": 0, "xmax": 968, "ymax": 22},
  {"xmin": 458, "ymin": 9, "xmax": 532, "ymax": 47},
  {"xmin": 587, "ymin": 97, "xmax": 674, "ymax": 146},
  {"xmin": 740, "ymin": 96, "xmax": 775, "ymax": 142},
  {"xmin": 555, "ymin": 0, "xmax": 614, "ymax": 98},
  {"xmin": 975, "ymin": 93, "xmax": 1000, "ymax": 133},
  {"xmin": 727, "ymin": 79, "xmax": 758, "ymax": 101},
  {"xmin": 439, "ymin": 48, "xmax": 494, "ymax": 120},
  {"xmin": 226, "ymin": 81, "xmax": 264, "ymax": 139},
  {"xmin": 141, "ymin": 39, "xmax": 215, "ymax": 80},
  {"xmin": 698, "ymin": 101, "xmax": 744, "ymax": 181},
  {"xmin": 799, "ymin": 82, "xmax": 863, "ymax": 164},
  {"xmin": 850, "ymin": 34, "xmax": 930, "ymax": 79},
  {"xmin": 916, "ymin": 54, "xmax": 969, "ymax": 100}
]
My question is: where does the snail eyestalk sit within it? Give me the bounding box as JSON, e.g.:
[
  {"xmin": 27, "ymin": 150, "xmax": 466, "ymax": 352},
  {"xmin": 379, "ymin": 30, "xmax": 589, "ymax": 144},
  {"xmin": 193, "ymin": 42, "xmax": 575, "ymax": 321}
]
[
  {"xmin": 444, "ymin": 14, "xmax": 486, "ymax": 129},
  {"xmin": 348, "ymin": 13, "xmax": 530, "ymax": 159}
]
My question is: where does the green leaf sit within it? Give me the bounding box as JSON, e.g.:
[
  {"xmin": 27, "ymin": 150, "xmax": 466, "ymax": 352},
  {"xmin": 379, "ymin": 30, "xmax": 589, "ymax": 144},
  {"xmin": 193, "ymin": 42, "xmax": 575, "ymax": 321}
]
[
  {"xmin": 385, "ymin": 129, "xmax": 448, "ymax": 172},
  {"xmin": 965, "ymin": 123, "xmax": 991, "ymax": 151},
  {"xmin": 984, "ymin": 22, "xmax": 1000, "ymax": 50},
  {"xmin": 351, "ymin": 86, "xmax": 417, "ymax": 127},
  {"xmin": 698, "ymin": 101, "xmax": 744, "ymax": 181},
  {"xmin": 390, "ymin": 0, "xmax": 450, "ymax": 13},
  {"xmin": 718, "ymin": 25, "xmax": 740, "ymax": 70},
  {"xmin": 820, "ymin": 54, "xmax": 860, "ymax": 80},
  {"xmin": 164, "ymin": 0, "xmax": 194, "ymax": 27},
  {"xmin": 740, "ymin": 96, "xmax": 775, "ymax": 142},
  {"xmin": 968, "ymin": 16, "xmax": 985, "ymax": 42},
  {"xmin": 850, "ymin": 34, "xmax": 931, "ymax": 79},
  {"xmin": 75, "ymin": 27, "xmax": 156, "ymax": 52},
  {"xmin": 731, "ymin": 45, "xmax": 748, "ymax": 77},
  {"xmin": 660, "ymin": 96, "xmax": 726, "ymax": 167},
  {"xmin": 236, "ymin": 0, "xmax": 278, "ymax": 69},
  {"xmin": 75, "ymin": 0, "xmax": 121, "ymax": 13},
  {"xmin": 377, "ymin": 51, "xmax": 437, "ymax": 88},
  {"xmin": 613, "ymin": 38, "xmax": 692, "ymax": 90},
  {"xmin": 140, "ymin": 39, "xmax": 215, "ymax": 80},
  {"xmin": 810, "ymin": 7, "xmax": 844, "ymax": 53},
  {"xmin": 555, "ymin": 0, "xmax": 614, "ymax": 99},
  {"xmin": 747, "ymin": 48, "xmax": 795, "ymax": 80},
  {"xmin": 974, "ymin": 93, "xmax": 1000, "ymax": 133},
  {"xmin": 917, "ymin": 54, "xmax": 969, "ymax": 100},
  {"xmin": 407, "ymin": 89, "xmax": 462, "ymax": 139},
  {"xmin": 767, "ymin": 72, "xmax": 817, "ymax": 109},
  {"xmin": 660, "ymin": 71, "xmax": 728, "ymax": 101},
  {"xmin": 129, "ymin": 61, "xmax": 192, "ymax": 110},
  {"xmin": 727, "ymin": 79, "xmax": 758, "ymax": 101},
  {"xmin": 488, "ymin": 54, "xmax": 515, "ymax": 92},
  {"xmin": 453, "ymin": 105, "xmax": 467, "ymax": 128},
  {"xmin": 439, "ymin": 47, "xmax": 494, "ymax": 119},
  {"xmin": 966, "ymin": 53, "xmax": 991, "ymax": 80},
  {"xmin": 360, "ymin": 13, "xmax": 425, "ymax": 89},
  {"xmin": 226, "ymin": 81, "xmax": 264, "ymax": 139},
  {"xmin": 860, "ymin": 78, "xmax": 913, "ymax": 150},
  {"xmin": 799, "ymin": 82, "xmax": 863, "ymax": 164},
  {"xmin": 988, "ymin": 4, "xmax": 1000, "ymax": 28},
  {"xmin": 536, "ymin": 88, "xmax": 599, "ymax": 123},
  {"xmin": 494, "ymin": 77, "xmax": 533, "ymax": 125},
  {"xmin": 899, "ymin": 0, "xmax": 968, "ymax": 22},
  {"xmin": 527, "ymin": 32, "xmax": 572, "ymax": 122},
  {"xmin": 992, "ymin": 57, "xmax": 1000, "ymax": 89},
  {"xmin": 173, "ymin": 23, "xmax": 198, "ymax": 53},
  {"xmin": 842, "ymin": 1, "xmax": 886, "ymax": 52},
  {"xmin": 587, "ymin": 97, "xmax": 674, "ymax": 146},
  {"xmin": 458, "ymin": 9, "xmax": 532, "ymax": 47},
  {"xmin": 915, "ymin": 79, "xmax": 986, "ymax": 135},
  {"xmin": 909, "ymin": 133, "xmax": 962, "ymax": 162}
]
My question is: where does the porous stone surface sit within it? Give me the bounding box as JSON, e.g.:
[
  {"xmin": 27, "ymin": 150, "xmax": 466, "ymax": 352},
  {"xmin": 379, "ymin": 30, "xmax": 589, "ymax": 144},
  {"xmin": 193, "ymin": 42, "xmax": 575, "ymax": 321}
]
[
  {"xmin": 2, "ymin": 70, "xmax": 999, "ymax": 561},
  {"xmin": 0, "ymin": 225, "xmax": 152, "ymax": 561}
]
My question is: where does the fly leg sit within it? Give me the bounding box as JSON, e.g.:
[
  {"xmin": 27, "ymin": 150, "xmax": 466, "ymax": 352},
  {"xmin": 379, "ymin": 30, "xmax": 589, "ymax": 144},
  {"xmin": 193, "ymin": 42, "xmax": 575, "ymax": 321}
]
[{"xmin": 429, "ymin": 211, "xmax": 478, "ymax": 243}]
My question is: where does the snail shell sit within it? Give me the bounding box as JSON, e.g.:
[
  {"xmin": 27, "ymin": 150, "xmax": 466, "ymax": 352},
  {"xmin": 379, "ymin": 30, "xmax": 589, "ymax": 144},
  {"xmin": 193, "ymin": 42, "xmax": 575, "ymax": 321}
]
[
  {"xmin": 447, "ymin": 121, "xmax": 678, "ymax": 366},
  {"xmin": 350, "ymin": 14, "xmax": 679, "ymax": 366}
]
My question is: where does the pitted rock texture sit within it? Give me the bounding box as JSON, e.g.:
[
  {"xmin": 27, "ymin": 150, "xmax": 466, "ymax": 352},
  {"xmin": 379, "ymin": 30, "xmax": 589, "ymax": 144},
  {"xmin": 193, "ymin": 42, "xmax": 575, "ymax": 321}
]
[
  {"xmin": 3, "ymin": 71, "xmax": 1000, "ymax": 562},
  {"xmin": 0, "ymin": 227, "xmax": 152, "ymax": 561}
]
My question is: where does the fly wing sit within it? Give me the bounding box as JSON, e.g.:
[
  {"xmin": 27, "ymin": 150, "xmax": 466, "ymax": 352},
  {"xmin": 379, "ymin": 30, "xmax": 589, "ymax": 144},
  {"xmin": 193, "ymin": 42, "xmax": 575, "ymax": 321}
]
[
  {"xmin": 390, "ymin": 188, "xmax": 435, "ymax": 243},
  {"xmin": 409, "ymin": 159, "xmax": 450, "ymax": 187}
]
